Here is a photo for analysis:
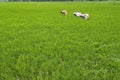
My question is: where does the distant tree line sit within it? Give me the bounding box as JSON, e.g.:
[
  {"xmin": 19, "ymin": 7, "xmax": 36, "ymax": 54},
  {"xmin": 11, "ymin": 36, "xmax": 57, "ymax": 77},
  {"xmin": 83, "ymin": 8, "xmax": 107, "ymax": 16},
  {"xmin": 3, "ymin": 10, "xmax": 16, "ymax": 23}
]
[{"xmin": 0, "ymin": 0, "xmax": 119, "ymax": 2}]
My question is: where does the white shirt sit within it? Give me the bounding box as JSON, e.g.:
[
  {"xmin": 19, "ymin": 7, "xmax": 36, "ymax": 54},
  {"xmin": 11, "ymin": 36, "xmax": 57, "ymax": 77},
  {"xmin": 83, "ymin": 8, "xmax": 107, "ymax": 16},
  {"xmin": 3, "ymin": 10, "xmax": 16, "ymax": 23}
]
[
  {"xmin": 81, "ymin": 14, "xmax": 89, "ymax": 19},
  {"xmin": 74, "ymin": 12, "xmax": 82, "ymax": 17}
]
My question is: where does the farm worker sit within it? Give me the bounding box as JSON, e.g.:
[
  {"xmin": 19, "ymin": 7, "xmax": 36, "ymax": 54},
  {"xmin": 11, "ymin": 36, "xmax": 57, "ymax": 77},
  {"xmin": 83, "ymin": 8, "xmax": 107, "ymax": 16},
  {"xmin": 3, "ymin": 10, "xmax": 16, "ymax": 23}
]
[
  {"xmin": 80, "ymin": 14, "xmax": 89, "ymax": 19},
  {"xmin": 60, "ymin": 10, "xmax": 68, "ymax": 15},
  {"xmin": 73, "ymin": 12, "xmax": 89, "ymax": 19},
  {"xmin": 73, "ymin": 12, "xmax": 82, "ymax": 16}
]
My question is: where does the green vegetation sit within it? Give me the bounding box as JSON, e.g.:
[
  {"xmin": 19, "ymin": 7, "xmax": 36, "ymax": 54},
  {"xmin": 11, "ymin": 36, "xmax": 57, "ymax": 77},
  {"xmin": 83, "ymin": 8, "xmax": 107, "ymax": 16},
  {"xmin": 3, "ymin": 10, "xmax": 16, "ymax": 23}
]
[
  {"xmin": 0, "ymin": 0, "xmax": 120, "ymax": 2},
  {"xmin": 0, "ymin": 2, "xmax": 120, "ymax": 80}
]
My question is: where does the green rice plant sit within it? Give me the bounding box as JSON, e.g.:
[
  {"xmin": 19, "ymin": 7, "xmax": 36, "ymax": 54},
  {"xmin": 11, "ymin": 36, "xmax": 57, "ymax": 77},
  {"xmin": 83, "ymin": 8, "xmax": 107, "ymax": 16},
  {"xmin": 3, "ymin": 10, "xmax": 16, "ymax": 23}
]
[{"xmin": 0, "ymin": 2, "xmax": 120, "ymax": 80}]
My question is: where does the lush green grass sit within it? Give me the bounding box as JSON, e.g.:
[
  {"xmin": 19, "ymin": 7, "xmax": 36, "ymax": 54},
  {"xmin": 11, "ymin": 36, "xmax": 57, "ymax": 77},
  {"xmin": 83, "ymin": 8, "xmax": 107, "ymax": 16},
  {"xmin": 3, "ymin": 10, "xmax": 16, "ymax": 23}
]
[{"xmin": 0, "ymin": 2, "xmax": 120, "ymax": 80}]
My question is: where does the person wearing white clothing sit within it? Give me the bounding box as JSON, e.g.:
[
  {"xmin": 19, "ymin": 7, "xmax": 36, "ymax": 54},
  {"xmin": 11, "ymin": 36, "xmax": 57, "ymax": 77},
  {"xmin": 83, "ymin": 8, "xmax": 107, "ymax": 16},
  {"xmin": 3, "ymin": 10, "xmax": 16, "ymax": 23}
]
[
  {"xmin": 73, "ymin": 12, "xmax": 82, "ymax": 17},
  {"xmin": 81, "ymin": 14, "xmax": 89, "ymax": 19},
  {"xmin": 73, "ymin": 12, "xmax": 89, "ymax": 19}
]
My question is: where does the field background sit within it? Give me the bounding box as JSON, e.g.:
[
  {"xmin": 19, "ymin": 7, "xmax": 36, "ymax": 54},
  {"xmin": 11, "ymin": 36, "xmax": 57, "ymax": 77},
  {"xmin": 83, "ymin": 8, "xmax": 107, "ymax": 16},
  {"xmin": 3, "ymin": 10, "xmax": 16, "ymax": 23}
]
[{"xmin": 0, "ymin": 2, "xmax": 120, "ymax": 80}]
